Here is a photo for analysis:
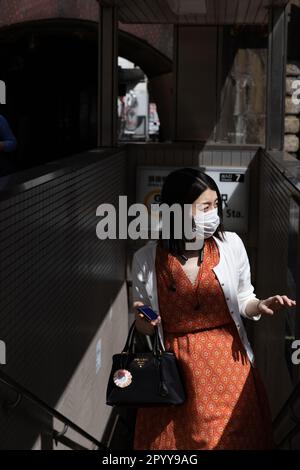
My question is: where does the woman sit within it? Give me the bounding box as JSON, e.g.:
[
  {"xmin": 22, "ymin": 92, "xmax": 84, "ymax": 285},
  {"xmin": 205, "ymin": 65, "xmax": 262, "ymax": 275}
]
[
  {"xmin": 131, "ymin": 168, "xmax": 296, "ymax": 450},
  {"xmin": 0, "ymin": 113, "xmax": 17, "ymax": 176}
]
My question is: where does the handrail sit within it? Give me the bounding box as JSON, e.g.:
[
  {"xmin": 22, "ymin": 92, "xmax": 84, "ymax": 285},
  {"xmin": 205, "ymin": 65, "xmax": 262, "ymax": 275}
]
[
  {"xmin": 0, "ymin": 369, "xmax": 108, "ymax": 450},
  {"xmin": 276, "ymin": 422, "xmax": 300, "ymax": 449},
  {"xmin": 272, "ymin": 380, "xmax": 300, "ymax": 429},
  {"xmin": 272, "ymin": 380, "xmax": 300, "ymax": 448}
]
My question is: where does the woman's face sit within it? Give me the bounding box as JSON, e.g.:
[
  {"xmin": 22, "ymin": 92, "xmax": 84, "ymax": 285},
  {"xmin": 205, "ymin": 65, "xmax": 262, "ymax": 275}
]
[{"xmin": 192, "ymin": 188, "xmax": 218, "ymax": 216}]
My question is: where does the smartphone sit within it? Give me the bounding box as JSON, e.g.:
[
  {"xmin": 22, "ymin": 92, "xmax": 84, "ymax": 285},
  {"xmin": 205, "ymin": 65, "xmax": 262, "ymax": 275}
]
[{"xmin": 136, "ymin": 305, "xmax": 158, "ymax": 322}]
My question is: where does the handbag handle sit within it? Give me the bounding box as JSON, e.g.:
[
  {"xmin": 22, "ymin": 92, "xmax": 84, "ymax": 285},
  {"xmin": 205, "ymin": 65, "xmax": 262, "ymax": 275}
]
[
  {"xmin": 122, "ymin": 321, "xmax": 136, "ymax": 353},
  {"xmin": 121, "ymin": 321, "xmax": 165, "ymax": 356},
  {"xmin": 153, "ymin": 326, "xmax": 165, "ymax": 355}
]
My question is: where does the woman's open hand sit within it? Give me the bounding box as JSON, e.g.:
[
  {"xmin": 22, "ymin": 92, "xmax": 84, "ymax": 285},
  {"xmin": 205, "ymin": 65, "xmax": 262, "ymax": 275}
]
[{"xmin": 258, "ymin": 295, "xmax": 296, "ymax": 315}]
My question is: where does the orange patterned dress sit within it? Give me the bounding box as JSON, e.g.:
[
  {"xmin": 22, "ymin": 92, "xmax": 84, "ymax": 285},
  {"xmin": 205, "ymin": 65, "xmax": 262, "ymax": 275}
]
[{"xmin": 133, "ymin": 237, "xmax": 274, "ymax": 450}]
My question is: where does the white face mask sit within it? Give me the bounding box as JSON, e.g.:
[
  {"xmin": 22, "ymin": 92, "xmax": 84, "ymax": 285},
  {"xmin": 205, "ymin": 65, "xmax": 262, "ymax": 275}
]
[{"xmin": 193, "ymin": 207, "xmax": 220, "ymax": 239}]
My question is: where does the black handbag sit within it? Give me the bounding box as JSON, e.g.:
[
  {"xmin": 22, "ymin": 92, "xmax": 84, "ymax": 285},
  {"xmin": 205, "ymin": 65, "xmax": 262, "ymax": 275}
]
[{"xmin": 106, "ymin": 321, "xmax": 186, "ymax": 407}]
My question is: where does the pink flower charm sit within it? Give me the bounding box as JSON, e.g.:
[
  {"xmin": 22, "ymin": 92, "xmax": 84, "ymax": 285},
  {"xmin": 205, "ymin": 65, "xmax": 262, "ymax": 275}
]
[{"xmin": 113, "ymin": 369, "xmax": 132, "ymax": 388}]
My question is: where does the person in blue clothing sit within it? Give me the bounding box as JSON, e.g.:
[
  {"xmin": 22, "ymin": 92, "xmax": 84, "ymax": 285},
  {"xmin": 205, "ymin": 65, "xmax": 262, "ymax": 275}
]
[{"xmin": 0, "ymin": 114, "xmax": 17, "ymax": 175}]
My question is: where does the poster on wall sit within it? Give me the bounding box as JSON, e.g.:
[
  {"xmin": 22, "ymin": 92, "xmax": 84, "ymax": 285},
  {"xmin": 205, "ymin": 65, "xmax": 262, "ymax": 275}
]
[{"xmin": 136, "ymin": 166, "xmax": 249, "ymax": 234}]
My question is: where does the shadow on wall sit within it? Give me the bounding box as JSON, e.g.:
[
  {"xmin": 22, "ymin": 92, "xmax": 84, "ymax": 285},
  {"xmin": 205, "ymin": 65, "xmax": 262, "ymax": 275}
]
[{"xmin": 0, "ymin": 153, "xmax": 127, "ymax": 449}]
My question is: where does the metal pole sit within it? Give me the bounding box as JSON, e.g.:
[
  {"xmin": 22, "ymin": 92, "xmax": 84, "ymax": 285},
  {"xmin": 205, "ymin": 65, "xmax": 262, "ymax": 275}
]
[
  {"xmin": 266, "ymin": 4, "xmax": 288, "ymax": 151},
  {"xmin": 97, "ymin": 3, "xmax": 118, "ymax": 147}
]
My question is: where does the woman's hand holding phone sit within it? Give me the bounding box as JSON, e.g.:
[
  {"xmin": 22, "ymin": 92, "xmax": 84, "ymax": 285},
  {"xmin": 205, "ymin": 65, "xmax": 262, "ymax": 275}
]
[{"xmin": 133, "ymin": 301, "xmax": 161, "ymax": 336}]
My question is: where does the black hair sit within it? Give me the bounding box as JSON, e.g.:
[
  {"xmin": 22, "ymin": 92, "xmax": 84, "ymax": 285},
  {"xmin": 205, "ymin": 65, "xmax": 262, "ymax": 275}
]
[{"xmin": 157, "ymin": 167, "xmax": 225, "ymax": 255}]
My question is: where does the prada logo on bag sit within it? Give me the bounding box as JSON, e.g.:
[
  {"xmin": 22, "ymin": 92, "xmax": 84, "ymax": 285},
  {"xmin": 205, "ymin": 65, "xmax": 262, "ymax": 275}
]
[{"xmin": 133, "ymin": 357, "xmax": 149, "ymax": 368}]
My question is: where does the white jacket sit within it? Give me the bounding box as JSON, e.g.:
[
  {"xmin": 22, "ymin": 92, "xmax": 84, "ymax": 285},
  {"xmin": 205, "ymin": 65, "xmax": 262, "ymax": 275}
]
[{"xmin": 131, "ymin": 231, "xmax": 261, "ymax": 365}]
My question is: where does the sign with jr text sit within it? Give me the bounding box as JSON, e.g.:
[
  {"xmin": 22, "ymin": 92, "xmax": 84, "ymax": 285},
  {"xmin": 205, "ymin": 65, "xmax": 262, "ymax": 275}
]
[{"xmin": 136, "ymin": 166, "xmax": 249, "ymax": 234}]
